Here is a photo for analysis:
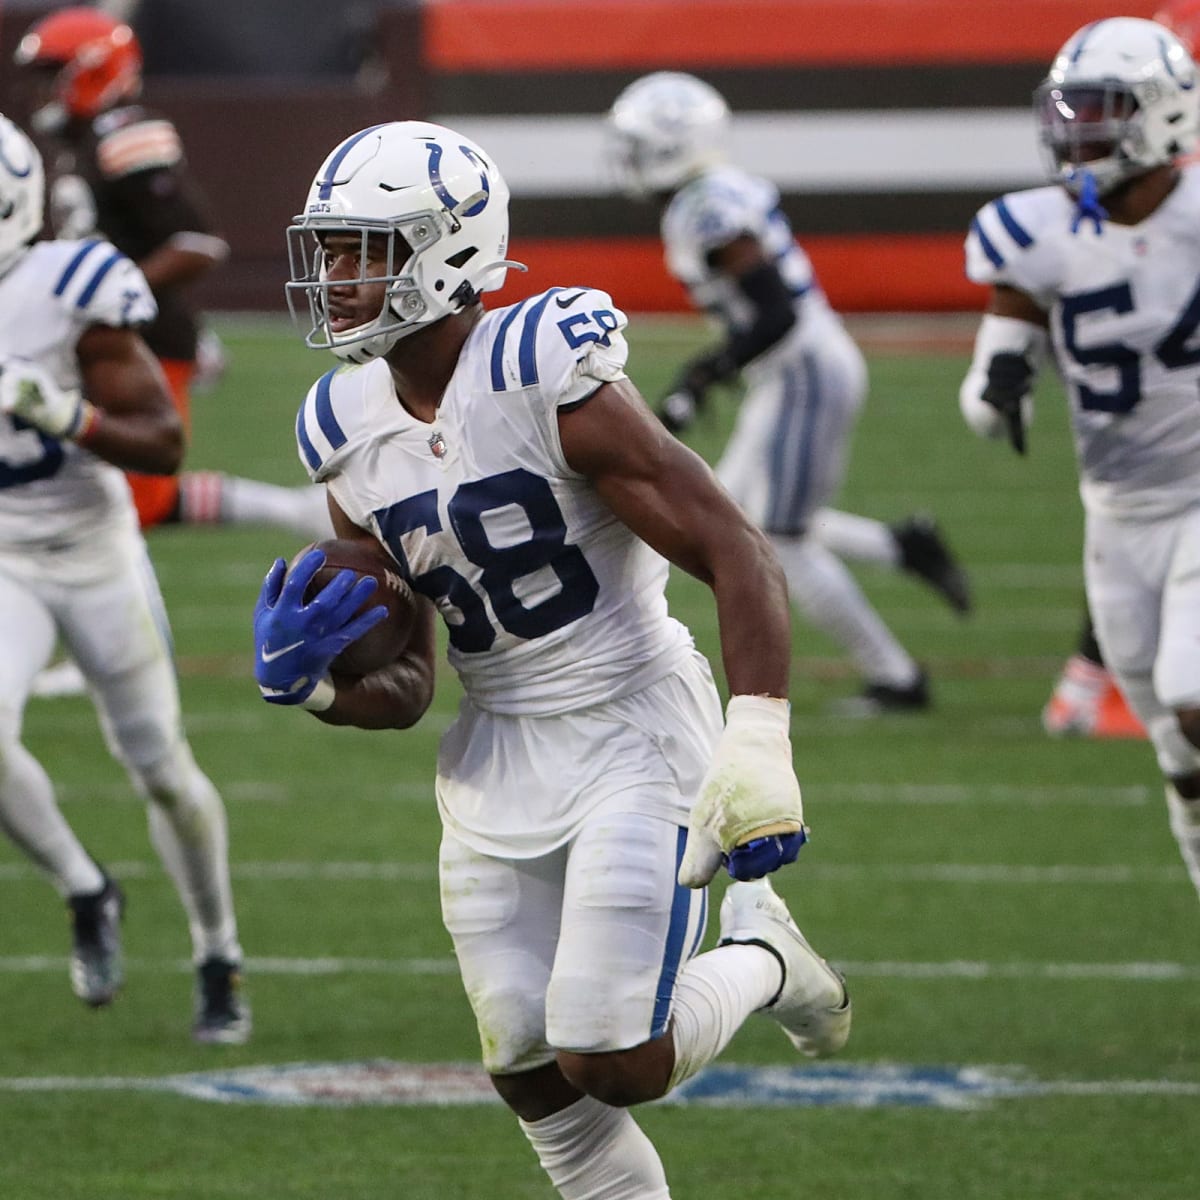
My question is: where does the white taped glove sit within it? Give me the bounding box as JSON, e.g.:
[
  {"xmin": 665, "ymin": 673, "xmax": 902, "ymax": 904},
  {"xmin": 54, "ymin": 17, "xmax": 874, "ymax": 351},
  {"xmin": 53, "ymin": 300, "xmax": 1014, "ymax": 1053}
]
[
  {"xmin": 678, "ymin": 695, "xmax": 806, "ymax": 888},
  {"xmin": 0, "ymin": 358, "xmax": 85, "ymax": 438}
]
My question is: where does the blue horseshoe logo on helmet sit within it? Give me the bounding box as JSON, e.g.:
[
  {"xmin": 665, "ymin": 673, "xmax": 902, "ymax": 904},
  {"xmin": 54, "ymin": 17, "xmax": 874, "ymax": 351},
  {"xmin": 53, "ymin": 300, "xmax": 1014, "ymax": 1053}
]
[
  {"xmin": 0, "ymin": 134, "xmax": 33, "ymax": 180},
  {"xmin": 425, "ymin": 141, "xmax": 490, "ymax": 217}
]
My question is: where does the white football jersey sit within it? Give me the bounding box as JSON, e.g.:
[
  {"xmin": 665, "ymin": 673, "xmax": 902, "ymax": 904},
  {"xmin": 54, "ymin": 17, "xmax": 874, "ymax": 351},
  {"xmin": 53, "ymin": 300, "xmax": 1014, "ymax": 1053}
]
[
  {"xmin": 966, "ymin": 167, "xmax": 1200, "ymax": 519},
  {"xmin": 295, "ymin": 286, "xmax": 695, "ymax": 716},
  {"xmin": 0, "ymin": 238, "xmax": 156, "ymax": 549},
  {"xmin": 660, "ymin": 165, "xmax": 853, "ymax": 376}
]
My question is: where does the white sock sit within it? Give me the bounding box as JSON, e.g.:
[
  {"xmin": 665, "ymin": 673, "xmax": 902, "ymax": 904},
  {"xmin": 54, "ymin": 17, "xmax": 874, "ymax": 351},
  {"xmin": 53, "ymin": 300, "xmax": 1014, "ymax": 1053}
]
[
  {"xmin": 1165, "ymin": 785, "xmax": 1200, "ymax": 902},
  {"xmin": 0, "ymin": 738, "xmax": 104, "ymax": 897},
  {"xmin": 771, "ymin": 534, "xmax": 919, "ymax": 687},
  {"xmin": 667, "ymin": 942, "xmax": 780, "ymax": 1091},
  {"xmin": 143, "ymin": 747, "xmax": 241, "ymax": 963},
  {"xmin": 179, "ymin": 472, "xmax": 332, "ymax": 541},
  {"xmin": 519, "ymin": 1094, "xmax": 670, "ymax": 1199},
  {"xmin": 811, "ymin": 508, "xmax": 899, "ymax": 567}
]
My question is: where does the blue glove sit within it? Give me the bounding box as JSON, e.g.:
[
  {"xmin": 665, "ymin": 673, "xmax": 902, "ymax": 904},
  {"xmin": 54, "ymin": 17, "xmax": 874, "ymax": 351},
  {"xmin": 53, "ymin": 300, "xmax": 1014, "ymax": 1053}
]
[
  {"xmin": 253, "ymin": 549, "xmax": 388, "ymax": 705},
  {"xmin": 726, "ymin": 829, "xmax": 807, "ymax": 882}
]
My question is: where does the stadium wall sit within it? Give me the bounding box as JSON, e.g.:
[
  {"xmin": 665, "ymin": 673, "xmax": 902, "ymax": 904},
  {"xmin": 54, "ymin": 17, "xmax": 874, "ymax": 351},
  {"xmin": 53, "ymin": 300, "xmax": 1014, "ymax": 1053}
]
[{"xmin": 0, "ymin": 0, "xmax": 1166, "ymax": 313}]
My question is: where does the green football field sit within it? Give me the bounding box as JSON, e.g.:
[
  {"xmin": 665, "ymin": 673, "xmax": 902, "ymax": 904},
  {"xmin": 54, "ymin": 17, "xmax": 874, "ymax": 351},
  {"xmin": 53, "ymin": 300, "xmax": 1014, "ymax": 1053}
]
[{"xmin": 2, "ymin": 314, "xmax": 1197, "ymax": 1199}]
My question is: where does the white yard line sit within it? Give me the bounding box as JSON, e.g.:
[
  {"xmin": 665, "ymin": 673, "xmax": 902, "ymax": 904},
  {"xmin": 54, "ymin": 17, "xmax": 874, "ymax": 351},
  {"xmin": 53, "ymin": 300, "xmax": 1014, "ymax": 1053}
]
[
  {"xmin": 0, "ymin": 955, "xmax": 1197, "ymax": 982},
  {"xmin": 45, "ymin": 781, "xmax": 1150, "ymax": 808},
  {"xmin": 0, "ymin": 860, "xmax": 1184, "ymax": 884}
]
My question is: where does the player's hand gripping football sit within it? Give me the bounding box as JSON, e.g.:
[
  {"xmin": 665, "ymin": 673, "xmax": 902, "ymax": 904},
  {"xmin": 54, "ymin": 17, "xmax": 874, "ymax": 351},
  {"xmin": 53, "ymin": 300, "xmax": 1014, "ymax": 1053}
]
[
  {"xmin": 0, "ymin": 357, "xmax": 86, "ymax": 438},
  {"xmin": 678, "ymin": 695, "xmax": 808, "ymax": 887},
  {"xmin": 253, "ymin": 549, "xmax": 387, "ymax": 706}
]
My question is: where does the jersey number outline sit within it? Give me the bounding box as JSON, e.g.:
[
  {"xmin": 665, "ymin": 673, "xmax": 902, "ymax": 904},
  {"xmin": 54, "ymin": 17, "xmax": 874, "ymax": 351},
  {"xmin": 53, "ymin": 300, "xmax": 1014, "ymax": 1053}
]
[
  {"xmin": 375, "ymin": 467, "xmax": 600, "ymax": 652},
  {"xmin": 1061, "ymin": 277, "xmax": 1200, "ymax": 413},
  {"xmin": 0, "ymin": 415, "xmax": 65, "ymax": 488}
]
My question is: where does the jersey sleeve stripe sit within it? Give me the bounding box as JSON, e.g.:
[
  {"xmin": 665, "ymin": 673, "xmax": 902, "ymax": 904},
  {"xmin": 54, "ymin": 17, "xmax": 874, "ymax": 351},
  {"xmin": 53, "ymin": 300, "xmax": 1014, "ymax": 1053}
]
[
  {"xmin": 517, "ymin": 288, "xmax": 563, "ymax": 387},
  {"xmin": 994, "ymin": 198, "xmax": 1034, "ymax": 249},
  {"xmin": 75, "ymin": 250, "xmax": 125, "ymax": 308},
  {"xmin": 489, "ymin": 298, "xmax": 530, "ymax": 391},
  {"xmin": 313, "ymin": 369, "xmax": 347, "ymax": 451},
  {"xmin": 52, "ymin": 240, "xmax": 104, "ymax": 296},
  {"xmin": 296, "ymin": 404, "xmax": 322, "ymax": 471},
  {"xmin": 970, "ymin": 216, "xmax": 1005, "ymax": 269}
]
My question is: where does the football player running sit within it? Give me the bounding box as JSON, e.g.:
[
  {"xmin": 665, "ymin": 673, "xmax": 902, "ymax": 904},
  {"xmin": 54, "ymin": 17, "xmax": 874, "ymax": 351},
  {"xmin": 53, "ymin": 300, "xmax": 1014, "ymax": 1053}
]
[
  {"xmin": 255, "ymin": 121, "xmax": 850, "ymax": 1198},
  {"xmin": 960, "ymin": 17, "xmax": 1200, "ymax": 903},
  {"xmin": 606, "ymin": 73, "xmax": 973, "ymax": 717},
  {"xmin": 0, "ymin": 113, "xmax": 249, "ymax": 1042}
]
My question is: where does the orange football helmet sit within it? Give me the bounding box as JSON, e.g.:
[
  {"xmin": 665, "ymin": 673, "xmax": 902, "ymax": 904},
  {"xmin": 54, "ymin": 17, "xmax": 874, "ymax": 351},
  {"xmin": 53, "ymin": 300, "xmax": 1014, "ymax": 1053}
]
[
  {"xmin": 1155, "ymin": 1, "xmax": 1200, "ymax": 52},
  {"xmin": 14, "ymin": 7, "xmax": 142, "ymax": 129}
]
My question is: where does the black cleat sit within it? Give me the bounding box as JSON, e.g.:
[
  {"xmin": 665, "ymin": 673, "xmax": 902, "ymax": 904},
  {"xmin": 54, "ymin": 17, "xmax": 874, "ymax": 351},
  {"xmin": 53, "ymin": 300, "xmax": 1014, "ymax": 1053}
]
[
  {"xmin": 193, "ymin": 957, "xmax": 252, "ymax": 1045},
  {"xmin": 832, "ymin": 670, "xmax": 931, "ymax": 718},
  {"xmin": 67, "ymin": 874, "xmax": 125, "ymax": 1008},
  {"xmin": 892, "ymin": 515, "xmax": 972, "ymax": 616}
]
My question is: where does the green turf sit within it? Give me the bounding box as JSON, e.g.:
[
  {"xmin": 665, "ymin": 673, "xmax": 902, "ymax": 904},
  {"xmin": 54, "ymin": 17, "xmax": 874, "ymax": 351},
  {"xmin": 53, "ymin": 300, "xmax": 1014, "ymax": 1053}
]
[{"xmin": 2, "ymin": 314, "xmax": 1197, "ymax": 1199}]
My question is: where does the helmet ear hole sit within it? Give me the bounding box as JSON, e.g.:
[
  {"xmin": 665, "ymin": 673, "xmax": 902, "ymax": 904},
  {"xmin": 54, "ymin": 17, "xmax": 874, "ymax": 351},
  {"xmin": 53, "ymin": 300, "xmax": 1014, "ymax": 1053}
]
[{"xmin": 446, "ymin": 246, "xmax": 477, "ymax": 269}]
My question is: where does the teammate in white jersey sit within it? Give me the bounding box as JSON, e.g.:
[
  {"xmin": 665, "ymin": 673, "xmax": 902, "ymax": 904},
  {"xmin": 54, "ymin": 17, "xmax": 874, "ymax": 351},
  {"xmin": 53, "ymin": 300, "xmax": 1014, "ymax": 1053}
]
[
  {"xmin": 606, "ymin": 72, "xmax": 973, "ymax": 717},
  {"xmin": 255, "ymin": 121, "xmax": 850, "ymax": 1199},
  {"xmin": 0, "ymin": 113, "xmax": 248, "ymax": 1042},
  {"xmin": 960, "ymin": 17, "xmax": 1200, "ymax": 904}
]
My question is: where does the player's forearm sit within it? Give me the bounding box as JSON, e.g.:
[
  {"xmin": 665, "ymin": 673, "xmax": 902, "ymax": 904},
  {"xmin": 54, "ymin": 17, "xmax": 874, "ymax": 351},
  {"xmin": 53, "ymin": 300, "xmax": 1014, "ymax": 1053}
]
[
  {"xmin": 710, "ymin": 528, "xmax": 792, "ymax": 698},
  {"xmin": 78, "ymin": 404, "xmax": 184, "ymax": 474},
  {"xmin": 138, "ymin": 242, "xmax": 223, "ymax": 291},
  {"xmin": 312, "ymin": 656, "xmax": 436, "ymax": 730}
]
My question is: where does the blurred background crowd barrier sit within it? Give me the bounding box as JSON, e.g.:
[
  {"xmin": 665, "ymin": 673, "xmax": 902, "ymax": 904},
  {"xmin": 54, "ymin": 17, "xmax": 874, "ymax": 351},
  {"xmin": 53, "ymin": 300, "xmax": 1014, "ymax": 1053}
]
[{"xmin": 0, "ymin": 0, "xmax": 1167, "ymax": 313}]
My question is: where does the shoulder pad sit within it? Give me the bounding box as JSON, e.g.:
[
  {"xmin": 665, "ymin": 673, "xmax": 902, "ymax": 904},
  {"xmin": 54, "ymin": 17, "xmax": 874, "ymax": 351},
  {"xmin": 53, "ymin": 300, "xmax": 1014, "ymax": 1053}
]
[
  {"xmin": 47, "ymin": 238, "xmax": 156, "ymax": 327},
  {"xmin": 95, "ymin": 116, "xmax": 183, "ymax": 179},
  {"xmin": 486, "ymin": 287, "xmax": 629, "ymax": 406},
  {"xmin": 295, "ymin": 365, "xmax": 368, "ymax": 482},
  {"xmin": 965, "ymin": 187, "xmax": 1069, "ymax": 289},
  {"xmin": 667, "ymin": 169, "xmax": 768, "ymax": 252}
]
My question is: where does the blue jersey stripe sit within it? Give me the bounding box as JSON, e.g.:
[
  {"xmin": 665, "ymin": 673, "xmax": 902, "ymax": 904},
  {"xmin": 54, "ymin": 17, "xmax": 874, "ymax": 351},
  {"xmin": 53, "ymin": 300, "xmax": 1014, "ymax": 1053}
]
[
  {"xmin": 296, "ymin": 403, "xmax": 321, "ymax": 471},
  {"xmin": 971, "ymin": 217, "xmax": 1005, "ymax": 269},
  {"xmin": 517, "ymin": 289, "xmax": 563, "ymax": 387},
  {"xmin": 993, "ymin": 198, "xmax": 1034, "ymax": 249},
  {"xmin": 52, "ymin": 240, "xmax": 103, "ymax": 296},
  {"xmin": 75, "ymin": 250, "xmax": 124, "ymax": 309},
  {"xmin": 316, "ymin": 125, "xmax": 390, "ymax": 200},
  {"xmin": 650, "ymin": 828, "xmax": 699, "ymax": 1039},
  {"xmin": 489, "ymin": 299, "xmax": 529, "ymax": 391},
  {"xmin": 313, "ymin": 369, "xmax": 347, "ymax": 451}
]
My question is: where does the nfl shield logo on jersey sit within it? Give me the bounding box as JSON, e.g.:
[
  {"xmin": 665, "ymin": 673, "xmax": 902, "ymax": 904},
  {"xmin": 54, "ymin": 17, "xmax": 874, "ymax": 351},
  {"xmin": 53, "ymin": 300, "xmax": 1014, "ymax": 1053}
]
[{"xmin": 428, "ymin": 430, "xmax": 447, "ymax": 459}]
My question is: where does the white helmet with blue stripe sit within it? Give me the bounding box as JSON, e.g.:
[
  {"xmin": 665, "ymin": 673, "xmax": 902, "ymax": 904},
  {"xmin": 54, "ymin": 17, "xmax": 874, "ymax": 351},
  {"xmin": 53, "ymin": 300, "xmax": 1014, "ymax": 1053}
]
[
  {"xmin": 287, "ymin": 121, "xmax": 522, "ymax": 362},
  {"xmin": 0, "ymin": 113, "xmax": 44, "ymax": 278},
  {"xmin": 1036, "ymin": 17, "xmax": 1200, "ymax": 197}
]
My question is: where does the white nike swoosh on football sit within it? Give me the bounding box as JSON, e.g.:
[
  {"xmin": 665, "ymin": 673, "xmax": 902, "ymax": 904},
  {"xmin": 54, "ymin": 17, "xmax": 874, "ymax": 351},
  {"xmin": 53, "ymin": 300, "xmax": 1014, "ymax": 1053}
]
[{"xmin": 260, "ymin": 640, "xmax": 304, "ymax": 663}]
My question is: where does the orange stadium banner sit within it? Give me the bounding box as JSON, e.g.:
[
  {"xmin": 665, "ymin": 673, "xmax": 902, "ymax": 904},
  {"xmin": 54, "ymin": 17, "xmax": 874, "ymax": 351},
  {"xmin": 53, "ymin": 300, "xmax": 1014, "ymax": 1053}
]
[{"xmin": 423, "ymin": 0, "xmax": 1166, "ymax": 311}]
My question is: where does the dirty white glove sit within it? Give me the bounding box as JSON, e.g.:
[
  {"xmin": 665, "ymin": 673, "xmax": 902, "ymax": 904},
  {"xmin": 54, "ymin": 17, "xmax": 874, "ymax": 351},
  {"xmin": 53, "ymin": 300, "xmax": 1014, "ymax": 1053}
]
[
  {"xmin": 0, "ymin": 358, "xmax": 86, "ymax": 438},
  {"xmin": 678, "ymin": 695, "xmax": 807, "ymax": 888}
]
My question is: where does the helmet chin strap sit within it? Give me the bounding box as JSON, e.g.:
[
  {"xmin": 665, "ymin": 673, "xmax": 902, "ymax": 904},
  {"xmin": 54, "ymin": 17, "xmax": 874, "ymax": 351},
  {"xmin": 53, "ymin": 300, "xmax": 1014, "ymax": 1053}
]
[{"xmin": 1067, "ymin": 168, "xmax": 1110, "ymax": 235}]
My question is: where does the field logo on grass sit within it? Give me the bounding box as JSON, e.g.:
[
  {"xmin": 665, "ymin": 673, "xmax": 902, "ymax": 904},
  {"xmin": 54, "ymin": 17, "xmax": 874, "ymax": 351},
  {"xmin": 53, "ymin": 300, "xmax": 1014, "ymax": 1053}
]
[{"xmin": 8, "ymin": 1061, "xmax": 1197, "ymax": 1108}]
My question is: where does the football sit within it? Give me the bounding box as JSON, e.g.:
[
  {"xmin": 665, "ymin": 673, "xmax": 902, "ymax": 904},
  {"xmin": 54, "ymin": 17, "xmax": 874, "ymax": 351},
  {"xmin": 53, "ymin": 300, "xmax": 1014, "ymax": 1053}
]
[{"xmin": 292, "ymin": 538, "xmax": 418, "ymax": 678}]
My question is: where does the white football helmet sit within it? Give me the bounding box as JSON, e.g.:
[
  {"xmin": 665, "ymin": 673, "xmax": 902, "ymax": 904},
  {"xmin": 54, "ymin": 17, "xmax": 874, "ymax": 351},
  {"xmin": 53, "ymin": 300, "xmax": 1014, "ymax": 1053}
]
[
  {"xmin": 607, "ymin": 72, "xmax": 731, "ymax": 198},
  {"xmin": 286, "ymin": 121, "xmax": 522, "ymax": 362},
  {"xmin": 1036, "ymin": 17, "xmax": 1200, "ymax": 197},
  {"xmin": 0, "ymin": 113, "xmax": 44, "ymax": 277}
]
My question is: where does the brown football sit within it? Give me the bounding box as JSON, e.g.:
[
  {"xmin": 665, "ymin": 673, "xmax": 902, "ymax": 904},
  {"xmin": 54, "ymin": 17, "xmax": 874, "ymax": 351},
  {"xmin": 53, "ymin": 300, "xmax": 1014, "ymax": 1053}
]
[{"xmin": 291, "ymin": 538, "xmax": 418, "ymax": 678}]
